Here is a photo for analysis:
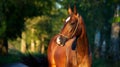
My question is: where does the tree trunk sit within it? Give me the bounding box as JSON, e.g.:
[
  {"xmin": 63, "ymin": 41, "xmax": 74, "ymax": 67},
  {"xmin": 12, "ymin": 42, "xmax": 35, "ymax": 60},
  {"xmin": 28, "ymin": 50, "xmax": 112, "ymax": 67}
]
[
  {"xmin": 30, "ymin": 28, "xmax": 35, "ymax": 52},
  {"xmin": 41, "ymin": 43, "xmax": 45, "ymax": 54},
  {"xmin": 101, "ymin": 40, "xmax": 106, "ymax": 57},
  {"xmin": 35, "ymin": 40, "xmax": 40, "ymax": 52},
  {"xmin": 0, "ymin": 38, "xmax": 8, "ymax": 55},
  {"xmin": 109, "ymin": 4, "xmax": 120, "ymax": 61},
  {"xmin": 31, "ymin": 39, "xmax": 35, "ymax": 52},
  {"xmin": 110, "ymin": 22, "xmax": 120, "ymax": 61},
  {"xmin": 21, "ymin": 32, "xmax": 26, "ymax": 53},
  {"xmin": 41, "ymin": 36, "xmax": 45, "ymax": 54},
  {"xmin": 94, "ymin": 30, "xmax": 101, "ymax": 58}
]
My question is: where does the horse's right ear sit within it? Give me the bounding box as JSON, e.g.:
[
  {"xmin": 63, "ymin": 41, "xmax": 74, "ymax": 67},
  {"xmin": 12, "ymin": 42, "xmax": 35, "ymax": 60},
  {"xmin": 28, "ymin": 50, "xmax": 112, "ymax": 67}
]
[{"xmin": 68, "ymin": 6, "xmax": 72, "ymax": 15}]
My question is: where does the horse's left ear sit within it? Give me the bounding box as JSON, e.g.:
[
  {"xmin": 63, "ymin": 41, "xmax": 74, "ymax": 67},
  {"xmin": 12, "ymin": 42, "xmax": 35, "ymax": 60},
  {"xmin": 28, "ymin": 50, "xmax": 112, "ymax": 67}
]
[
  {"xmin": 77, "ymin": 13, "xmax": 79, "ymax": 17},
  {"xmin": 74, "ymin": 5, "xmax": 77, "ymax": 15},
  {"xmin": 68, "ymin": 5, "xmax": 73, "ymax": 15}
]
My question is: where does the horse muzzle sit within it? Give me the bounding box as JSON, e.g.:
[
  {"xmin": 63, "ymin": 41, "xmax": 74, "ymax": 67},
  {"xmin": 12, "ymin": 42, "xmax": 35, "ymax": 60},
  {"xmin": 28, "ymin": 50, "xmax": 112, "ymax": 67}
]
[{"xmin": 56, "ymin": 35, "xmax": 67, "ymax": 46}]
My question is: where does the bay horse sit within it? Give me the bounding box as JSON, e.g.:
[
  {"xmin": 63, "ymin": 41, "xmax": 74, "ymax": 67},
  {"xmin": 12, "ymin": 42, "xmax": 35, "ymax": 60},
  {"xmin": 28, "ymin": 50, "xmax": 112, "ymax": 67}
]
[{"xmin": 47, "ymin": 6, "xmax": 92, "ymax": 67}]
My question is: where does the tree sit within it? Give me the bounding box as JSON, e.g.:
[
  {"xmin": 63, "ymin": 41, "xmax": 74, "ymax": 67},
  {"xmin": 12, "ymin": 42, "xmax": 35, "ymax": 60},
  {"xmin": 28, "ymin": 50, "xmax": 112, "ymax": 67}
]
[
  {"xmin": 23, "ymin": 3, "xmax": 67, "ymax": 53},
  {"xmin": 0, "ymin": 0, "xmax": 54, "ymax": 55},
  {"xmin": 109, "ymin": 4, "xmax": 120, "ymax": 61},
  {"xmin": 0, "ymin": 0, "xmax": 24, "ymax": 55}
]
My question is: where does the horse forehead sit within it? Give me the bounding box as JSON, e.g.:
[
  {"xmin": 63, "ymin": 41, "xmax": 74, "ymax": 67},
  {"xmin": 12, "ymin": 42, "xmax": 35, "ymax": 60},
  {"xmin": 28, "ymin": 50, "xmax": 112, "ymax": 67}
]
[{"xmin": 65, "ymin": 16, "xmax": 70, "ymax": 23}]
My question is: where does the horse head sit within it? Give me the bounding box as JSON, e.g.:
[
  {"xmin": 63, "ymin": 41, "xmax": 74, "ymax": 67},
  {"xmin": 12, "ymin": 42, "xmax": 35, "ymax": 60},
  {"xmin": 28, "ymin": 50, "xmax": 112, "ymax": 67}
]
[{"xmin": 56, "ymin": 5, "xmax": 83, "ymax": 46}]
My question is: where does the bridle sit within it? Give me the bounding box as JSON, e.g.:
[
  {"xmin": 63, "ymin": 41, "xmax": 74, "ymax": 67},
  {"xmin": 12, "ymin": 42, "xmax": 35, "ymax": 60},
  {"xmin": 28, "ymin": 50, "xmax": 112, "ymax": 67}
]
[
  {"xmin": 59, "ymin": 17, "xmax": 79, "ymax": 39},
  {"xmin": 58, "ymin": 16, "xmax": 80, "ymax": 66}
]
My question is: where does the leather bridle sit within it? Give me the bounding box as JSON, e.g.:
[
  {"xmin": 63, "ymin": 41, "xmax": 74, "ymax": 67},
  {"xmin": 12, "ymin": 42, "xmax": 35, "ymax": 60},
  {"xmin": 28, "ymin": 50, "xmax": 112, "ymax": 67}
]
[{"xmin": 59, "ymin": 17, "xmax": 79, "ymax": 39}]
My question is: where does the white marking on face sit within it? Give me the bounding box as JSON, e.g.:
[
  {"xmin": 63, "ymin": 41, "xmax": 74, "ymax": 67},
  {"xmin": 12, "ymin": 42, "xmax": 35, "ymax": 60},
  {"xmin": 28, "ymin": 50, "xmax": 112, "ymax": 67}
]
[{"xmin": 65, "ymin": 17, "xmax": 70, "ymax": 23}]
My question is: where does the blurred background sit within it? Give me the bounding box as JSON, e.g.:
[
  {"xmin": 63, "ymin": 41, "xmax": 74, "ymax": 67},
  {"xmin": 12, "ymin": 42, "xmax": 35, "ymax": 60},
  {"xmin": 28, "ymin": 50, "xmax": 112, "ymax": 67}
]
[{"xmin": 0, "ymin": 0, "xmax": 120, "ymax": 67}]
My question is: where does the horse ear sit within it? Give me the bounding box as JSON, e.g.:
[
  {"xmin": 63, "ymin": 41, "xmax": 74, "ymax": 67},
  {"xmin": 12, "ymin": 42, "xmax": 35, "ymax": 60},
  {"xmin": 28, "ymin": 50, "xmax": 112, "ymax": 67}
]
[
  {"xmin": 77, "ymin": 13, "xmax": 79, "ymax": 17},
  {"xmin": 74, "ymin": 5, "xmax": 77, "ymax": 15},
  {"xmin": 68, "ymin": 6, "xmax": 72, "ymax": 15}
]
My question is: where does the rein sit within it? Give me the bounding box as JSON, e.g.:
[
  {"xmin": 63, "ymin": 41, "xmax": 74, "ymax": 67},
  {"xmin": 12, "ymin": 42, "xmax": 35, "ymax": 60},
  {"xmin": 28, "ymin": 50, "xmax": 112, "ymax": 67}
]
[{"xmin": 59, "ymin": 18, "xmax": 79, "ymax": 39}]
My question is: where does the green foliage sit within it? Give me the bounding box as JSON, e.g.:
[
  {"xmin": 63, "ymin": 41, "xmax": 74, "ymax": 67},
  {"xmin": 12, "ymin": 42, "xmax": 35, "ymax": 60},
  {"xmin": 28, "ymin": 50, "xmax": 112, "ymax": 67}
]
[
  {"xmin": 111, "ymin": 17, "xmax": 120, "ymax": 23},
  {"xmin": 92, "ymin": 57, "xmax": 120, "ymax": 67},
  {"xmin": 24, "ymin": 16, "xmax": 52, "ymax": 46},
  {"xmin": 0, "ymin": 0, "xmax": 54, "ymax": 39},
  {"xmin": 0, "ymin": 21, "xmax": 6, "ymax": 38},
  {"xmin": 93, "ymin": 58, "xmax": 108, "ymax": 67},
  {"xmin": 23, "ymin": 7, "xmax": 67, "ymax": 52}
]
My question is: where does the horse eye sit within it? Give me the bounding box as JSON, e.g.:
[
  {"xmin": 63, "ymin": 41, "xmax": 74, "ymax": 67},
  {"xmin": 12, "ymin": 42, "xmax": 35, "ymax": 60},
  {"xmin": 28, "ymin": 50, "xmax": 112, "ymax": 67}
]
[{"xmin": 70, "ymin": 21, "xmax": 75, "ymax": 25}]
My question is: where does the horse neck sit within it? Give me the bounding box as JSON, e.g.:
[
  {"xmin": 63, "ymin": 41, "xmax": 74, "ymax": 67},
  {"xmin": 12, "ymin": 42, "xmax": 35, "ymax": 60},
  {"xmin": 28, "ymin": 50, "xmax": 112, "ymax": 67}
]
[{"xmin": 76, "ymin": 16, "xmax": 89, "ymax": 56}]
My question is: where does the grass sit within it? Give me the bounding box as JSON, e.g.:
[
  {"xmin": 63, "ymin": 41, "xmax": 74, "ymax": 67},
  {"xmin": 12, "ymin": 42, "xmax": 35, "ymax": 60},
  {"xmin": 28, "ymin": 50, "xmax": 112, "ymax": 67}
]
[
  {"xmin": 0, "ymin": 54, "xmax": 21, "ymax": 65},
  {"xmin": 0, "ymin": 49, "xmax": 23, "ymax": 65},
  {"xmin": 0, "ymin": 50, "xmax": 47, "ymax": 66}
]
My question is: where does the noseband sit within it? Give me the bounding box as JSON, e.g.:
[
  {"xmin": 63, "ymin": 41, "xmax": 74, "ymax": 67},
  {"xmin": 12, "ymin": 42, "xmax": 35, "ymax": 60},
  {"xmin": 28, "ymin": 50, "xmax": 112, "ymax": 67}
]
[{"xmin": 59, "ymin": 18, "xmax": 79, "ymax": 39}]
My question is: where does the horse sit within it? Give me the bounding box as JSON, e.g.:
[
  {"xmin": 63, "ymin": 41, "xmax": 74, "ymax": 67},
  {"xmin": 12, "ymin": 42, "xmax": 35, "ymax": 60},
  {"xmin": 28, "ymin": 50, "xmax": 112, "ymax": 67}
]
[{"xmin": 47, "ymin": 6, "xmax": 92, "ymax": 67}]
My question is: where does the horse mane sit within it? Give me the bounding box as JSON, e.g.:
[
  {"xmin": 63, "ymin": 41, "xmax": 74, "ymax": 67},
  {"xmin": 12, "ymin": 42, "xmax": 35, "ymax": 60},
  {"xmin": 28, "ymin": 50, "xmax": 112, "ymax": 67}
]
[{"xmin": 77, "ymin": 15, "xmax": 90, "ymax": 55}]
